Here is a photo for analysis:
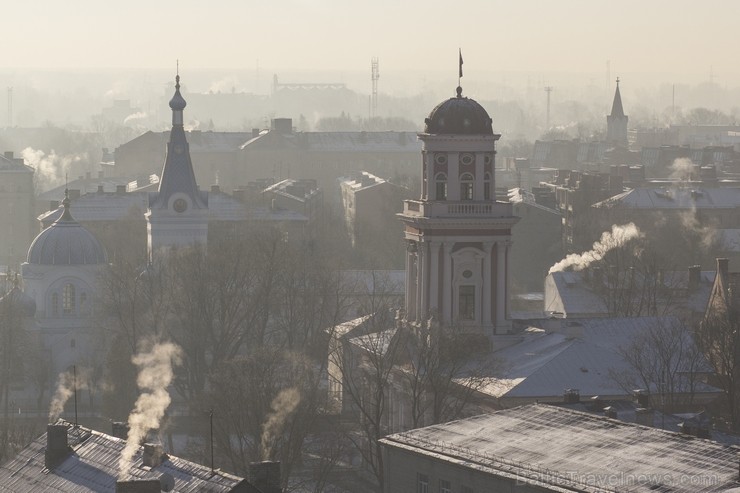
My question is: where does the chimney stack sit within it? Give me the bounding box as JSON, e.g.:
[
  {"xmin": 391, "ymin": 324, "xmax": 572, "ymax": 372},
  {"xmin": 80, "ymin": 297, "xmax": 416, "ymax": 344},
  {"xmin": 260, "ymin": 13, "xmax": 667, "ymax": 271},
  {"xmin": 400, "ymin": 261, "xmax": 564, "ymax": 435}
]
[
  {"xmin": 688, "ymin": 265, "xmax": 701, "ymax": 291},
  {"xmin": 111, "ymin": 421, "xmax": 130, "ymax": 440},
  {"xmin": 45, "ymin": 424, "xmax": 72, "ymax": 470},
  {"xmin": 115, "ymin": 480, "xmax": 162, "ymax": 493},
  {"xmin": 717, "ymin": 258, "xmax": 729, "ymax": 280},
  {"xmin": 249, "ymin": 461, "xmax": 282, "ymax": 493},
  {"xmin": 142, "ymin": 443, "xmax": 166, "ymax": 468}
]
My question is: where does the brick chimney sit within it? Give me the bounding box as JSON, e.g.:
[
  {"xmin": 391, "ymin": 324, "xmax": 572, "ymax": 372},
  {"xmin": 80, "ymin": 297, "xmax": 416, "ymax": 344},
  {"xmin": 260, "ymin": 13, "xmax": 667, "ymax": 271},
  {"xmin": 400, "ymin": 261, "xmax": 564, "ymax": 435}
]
[
  {"xmin": 249, "ymin": 461, "xmax": 282, "ymax": 493},
  {"xmin": 142, "ymin": 443, "xmax": 166, "ymax": 468},
  {"xmin": 45, "ymin": 424, "xmax": 72, "ymax": 470},
  {"xmin": 115, "ymin": 479, "xmax": 162, "ymax": 493}
]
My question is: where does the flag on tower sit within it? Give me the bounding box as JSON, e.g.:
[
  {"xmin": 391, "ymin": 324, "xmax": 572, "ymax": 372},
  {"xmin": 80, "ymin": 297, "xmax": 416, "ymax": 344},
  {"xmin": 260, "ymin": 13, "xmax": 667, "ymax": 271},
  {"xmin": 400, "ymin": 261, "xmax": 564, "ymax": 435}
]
[{"xmin": 459, "ymin": 49, "xmax": 464, "ymax": 78}]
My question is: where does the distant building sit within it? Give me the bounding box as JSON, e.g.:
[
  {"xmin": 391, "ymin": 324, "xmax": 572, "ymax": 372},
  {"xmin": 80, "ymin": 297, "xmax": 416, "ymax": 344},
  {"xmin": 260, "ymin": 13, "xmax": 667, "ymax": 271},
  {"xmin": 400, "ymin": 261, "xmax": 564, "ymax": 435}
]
[
  {"xmin": 261, "ymin": 178, "xmax": 323, "ymax": 224},
  {"xmin": 606, "ymin": 79, "xmax": 629, "ymax": 148},
  {"xmin": 340, "ymin": 171, "xmax": 410, "ymax": 248},
  {"xmin": 0, "ymin": 151, "xmax": 35, "ymax": 269},
  {"xmin": 380, "ymin": 404, "xmax": 739, "ymax": 493}
]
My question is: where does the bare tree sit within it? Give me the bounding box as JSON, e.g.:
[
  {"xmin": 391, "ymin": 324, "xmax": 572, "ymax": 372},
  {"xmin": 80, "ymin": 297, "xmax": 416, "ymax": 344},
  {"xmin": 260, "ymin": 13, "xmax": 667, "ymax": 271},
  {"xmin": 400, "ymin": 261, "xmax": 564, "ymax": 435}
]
[{"xmin": 611, "ymin": 318, "xmax": 705, "ymax": 413}]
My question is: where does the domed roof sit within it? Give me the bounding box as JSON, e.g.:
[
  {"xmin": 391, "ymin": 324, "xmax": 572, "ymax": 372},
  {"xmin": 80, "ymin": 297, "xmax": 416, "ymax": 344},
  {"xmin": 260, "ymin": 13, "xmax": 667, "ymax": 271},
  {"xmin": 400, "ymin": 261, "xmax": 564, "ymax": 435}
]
[
  {"xmin": 27, "ymin": 195, "xmax": 107, "ymax": 266},
  {"xmin": 169, "ymin": 75, "xmax": 187, "ymax": 111},
  {"xmin": 424, "ymin": 86, "xmax": 493, "ymax": 135}
]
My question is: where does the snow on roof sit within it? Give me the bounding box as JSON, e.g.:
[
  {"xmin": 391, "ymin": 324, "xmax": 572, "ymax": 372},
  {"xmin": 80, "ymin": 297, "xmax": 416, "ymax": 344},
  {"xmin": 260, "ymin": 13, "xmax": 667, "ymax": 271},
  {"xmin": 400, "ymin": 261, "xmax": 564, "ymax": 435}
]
[
  {"xmin": 0, "ymin": 421, "xmax": 248, "ymax": 492},
  {"xmin": 241, "ymin": 130, "xmax": 422, "ymax": 153},
  {"xmin": 472, "ymin": 317, "xmax": 717, "ymax": 400},
  {"xmin": 380, "ymin": 404, "xmax": 740, "ymax": 493},
  {"xmin": 594, "ymin": 186, "xmax": 740, "ymax": 209}
]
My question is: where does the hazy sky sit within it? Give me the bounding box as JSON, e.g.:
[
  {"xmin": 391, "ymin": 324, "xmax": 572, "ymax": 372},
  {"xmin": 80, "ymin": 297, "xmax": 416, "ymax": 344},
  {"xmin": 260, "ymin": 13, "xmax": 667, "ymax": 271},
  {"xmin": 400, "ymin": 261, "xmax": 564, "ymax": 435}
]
[{"xmin": 5, "ymin": 0, "xmax": 739, "ymax": 86}]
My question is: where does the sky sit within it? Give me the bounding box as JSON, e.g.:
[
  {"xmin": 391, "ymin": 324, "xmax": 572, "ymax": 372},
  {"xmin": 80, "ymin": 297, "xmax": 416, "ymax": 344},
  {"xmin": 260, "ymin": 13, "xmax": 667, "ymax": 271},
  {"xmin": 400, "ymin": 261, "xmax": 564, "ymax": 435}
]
[{"xmin": 4, "ymin": 0, "xmax": 739, "ymax": 87}]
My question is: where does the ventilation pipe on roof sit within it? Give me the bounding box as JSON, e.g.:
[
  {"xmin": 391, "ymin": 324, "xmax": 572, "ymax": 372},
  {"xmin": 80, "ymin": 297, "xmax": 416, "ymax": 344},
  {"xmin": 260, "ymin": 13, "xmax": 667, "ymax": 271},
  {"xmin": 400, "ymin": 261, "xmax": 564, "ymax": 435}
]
[
  {"xmin": 249, "ymin": 461, "xmax": 282, "ymax": 493},
  {"xmin": 634, "ymin": 389, "xmax": 649, "ymax": 408},
  {"xmin": 45, "ymin": 423, "xmax": 72, "ymax": 470}
]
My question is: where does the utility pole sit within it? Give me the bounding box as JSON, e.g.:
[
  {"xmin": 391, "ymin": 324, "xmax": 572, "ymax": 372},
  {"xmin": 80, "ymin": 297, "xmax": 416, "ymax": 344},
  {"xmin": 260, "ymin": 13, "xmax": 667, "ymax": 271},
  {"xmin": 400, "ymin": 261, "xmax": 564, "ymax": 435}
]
[{"xmin": 371, "ymin": 57, "xmax": 379, "ymax": 118}]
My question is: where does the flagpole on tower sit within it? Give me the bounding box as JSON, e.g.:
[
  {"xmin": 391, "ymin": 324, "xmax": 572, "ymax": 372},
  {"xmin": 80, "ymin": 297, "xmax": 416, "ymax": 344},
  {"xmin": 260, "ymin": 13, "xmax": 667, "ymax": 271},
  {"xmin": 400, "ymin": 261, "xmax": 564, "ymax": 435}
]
[{"xmin": 458, "ymin": 48, "xmax": 464, "ymax": 90}]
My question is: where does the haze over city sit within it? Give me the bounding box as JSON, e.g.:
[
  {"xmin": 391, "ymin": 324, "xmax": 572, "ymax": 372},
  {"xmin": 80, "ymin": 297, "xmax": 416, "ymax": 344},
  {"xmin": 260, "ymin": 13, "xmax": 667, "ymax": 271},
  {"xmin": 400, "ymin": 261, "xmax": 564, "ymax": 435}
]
[{"xmin": 0, "ymin": 2, "xmax": 739, "ymax": 492}]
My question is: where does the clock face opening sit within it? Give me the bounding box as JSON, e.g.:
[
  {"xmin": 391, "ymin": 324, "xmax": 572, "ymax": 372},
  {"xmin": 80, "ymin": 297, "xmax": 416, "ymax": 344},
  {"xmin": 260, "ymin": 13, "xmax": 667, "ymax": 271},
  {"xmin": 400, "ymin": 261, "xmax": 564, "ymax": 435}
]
[{"xmin": 173, "ymin": 198, "xmax": 188, "ymax": 213}]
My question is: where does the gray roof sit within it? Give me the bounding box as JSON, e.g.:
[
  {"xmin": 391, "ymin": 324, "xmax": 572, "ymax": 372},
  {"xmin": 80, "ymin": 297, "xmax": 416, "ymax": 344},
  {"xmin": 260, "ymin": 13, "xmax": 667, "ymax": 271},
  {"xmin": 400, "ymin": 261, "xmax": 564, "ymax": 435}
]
[
  {"xmin": 28, "ymin": 203, "xmax": 107, "ymax": 266},
  {"xmin": 240, "ymin": 130, "xmax": 421, "ymax": 153},
  {"xmin": 595, "ymin": 186, "xmax": 740, "ymax": 210},
  {"xmin": 380, "ymin": 404, "xmax": 740, "ymax": 493},
  {"xmin": 475, "ymin": 317, "xmax": 717, "ymax": 400},
  {"xmin": 0, "ymin": 422, "xmax": 250, "ymax": 492}
]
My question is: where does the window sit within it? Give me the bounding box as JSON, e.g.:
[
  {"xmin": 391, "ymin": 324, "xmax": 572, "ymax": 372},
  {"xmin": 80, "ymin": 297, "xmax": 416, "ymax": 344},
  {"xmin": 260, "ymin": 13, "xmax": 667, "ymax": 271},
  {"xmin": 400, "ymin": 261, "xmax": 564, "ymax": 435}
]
[
  {"xmin": 459, "ymin": 285, "xmax": 475, "ymax": 320},
  {"xmin": 434, "ymin": 153, "xmax": 448, "ymax": 165},
  {"xmin": 459, "ymin": 153, "xmax": 474, "ymax": 166},
  {"xmin": 62, "ymin": 283, "xmax": 75, "ymax": 315},
  {"xmin": 435, "ymin": 173, "xmax": 447, "ymax": 200},
  {"xmin": 417, "ymin": 473, "xmax": 429, "ymax": 493},
  {"xmin": 440, "ymin": 479, "xmax": 451, "ymax": 493},
  {"xmin": 460, "ymin": 173, "xmax": 474, "ymax": 201},
  {"xmin": 484, "ymin": 172, "xmax": 492, "ymax": 200}
]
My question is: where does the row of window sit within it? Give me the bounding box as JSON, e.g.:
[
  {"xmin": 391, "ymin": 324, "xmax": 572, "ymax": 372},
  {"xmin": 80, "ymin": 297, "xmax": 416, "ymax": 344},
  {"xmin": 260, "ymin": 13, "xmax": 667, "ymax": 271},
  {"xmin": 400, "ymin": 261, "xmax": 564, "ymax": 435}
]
[
  {"xmin": 418, "ymin": 473, "xmax": 473, "ymax": 493},
  {"xmin": 434, "ymin": 173, "xmax": 492, "ymax": 201},
  {"xmin": 434, "ymin": 152, "xmax": 493, "ymax": 166},
  {"xmin": 50, "ymin": 283, "xmax": 88, "ymax": 317}
]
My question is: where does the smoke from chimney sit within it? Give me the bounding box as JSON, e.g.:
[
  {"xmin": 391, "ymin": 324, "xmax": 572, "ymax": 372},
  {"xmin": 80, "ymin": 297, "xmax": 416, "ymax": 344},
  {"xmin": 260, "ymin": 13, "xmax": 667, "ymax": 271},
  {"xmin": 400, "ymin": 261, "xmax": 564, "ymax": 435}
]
[
  {"xmin": 118, "ymin": 342, "xmax": 182, "ymax": 478},
  {"xmin": 48, "ymin": 367, "xmax": 92, "ymax": 422},
  {"xmin": 548, "ymin": 223, "xmax": 642, "ymax": 274},
  {"xmin": 260, "ymin": 388, "xmax": 301, "ymax": 461}
]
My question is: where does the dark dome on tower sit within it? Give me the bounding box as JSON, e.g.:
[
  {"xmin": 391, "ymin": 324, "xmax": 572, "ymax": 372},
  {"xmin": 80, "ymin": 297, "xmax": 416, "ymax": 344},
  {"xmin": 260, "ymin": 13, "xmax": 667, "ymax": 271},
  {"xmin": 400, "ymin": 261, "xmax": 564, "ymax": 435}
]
[
  {"xmin": 26, "ymin": 196, "xmax": 107, "ymax": 266},
  {"xmin": 169, "ymin": 75, "xmax": 187, "ymax": 111},
  {"xmin": 424, "ymin": 87, "xmax": 493, "ymax": 135}
]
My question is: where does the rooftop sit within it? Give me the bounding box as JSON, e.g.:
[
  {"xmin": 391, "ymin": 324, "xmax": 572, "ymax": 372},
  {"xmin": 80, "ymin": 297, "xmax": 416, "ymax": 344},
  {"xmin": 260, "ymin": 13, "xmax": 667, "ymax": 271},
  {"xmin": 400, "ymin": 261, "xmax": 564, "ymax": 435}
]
[
  {"xmin": 0, "ymin": 421, "xmax": 250, "ymax": 492},
  {"xmin": 380, "ymin": 404, "xmax": 740, "ymax": 492}
]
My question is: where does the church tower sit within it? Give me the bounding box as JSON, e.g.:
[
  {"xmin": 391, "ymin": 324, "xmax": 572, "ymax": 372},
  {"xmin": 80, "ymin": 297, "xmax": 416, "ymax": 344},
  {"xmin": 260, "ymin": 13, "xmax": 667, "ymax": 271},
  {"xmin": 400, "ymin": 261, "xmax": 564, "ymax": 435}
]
[
  {"xmin": 606, "ymin": 78, "xmax": 629, "ymax": 148},
  {"xmin": 146, "ymin": 74, "xmax": 209, "ymax": 260},
  {"xmin": 398, "ymin": 85, "xmax": 519, "ymax": 340}
]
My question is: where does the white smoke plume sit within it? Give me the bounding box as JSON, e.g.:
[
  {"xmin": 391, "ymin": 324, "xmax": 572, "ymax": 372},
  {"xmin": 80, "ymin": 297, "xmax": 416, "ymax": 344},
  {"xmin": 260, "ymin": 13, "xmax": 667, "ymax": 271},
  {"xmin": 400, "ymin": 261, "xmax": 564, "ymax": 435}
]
[
  {"xmin": 123, "ymin": 111, "xmax": 147, "ymax": 125},
  {"xmin": 22, "ymin": 147, "xmax": 85, "ymax": 193},
  {"xmin": 118, "ymin": 342, "xmax": 182, "ymax": 478},
  {"xmin": 260, "ymin": 388, "xmax": 301, "ymax": 461},
  {"xmin": 548, "ymin": 223, "xmax": 643, "ymax": 274},
  {"xmin": 184, "ymin": 119, "xmax": 201, "ymax": 131},
  {"xmin": 669, "ymin": 157, "xmax": 695, "ymax": 182},
  {"xmin": 49, "ymin": 367, "xmax": 92, "ymax": 422},
  {"xmin": 208, "ymin": 76, "xmax": 238, "ymax": 94}
]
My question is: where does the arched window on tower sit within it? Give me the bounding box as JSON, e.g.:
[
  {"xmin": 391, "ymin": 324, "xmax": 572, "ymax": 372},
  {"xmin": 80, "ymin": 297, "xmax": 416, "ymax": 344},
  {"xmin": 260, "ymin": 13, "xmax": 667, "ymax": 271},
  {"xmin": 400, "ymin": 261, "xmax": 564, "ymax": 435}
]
[
  {"xmin": 435, "ymin": 173, "xmax": 447, "ymax": 200},
  {"xmin": 460, "ymin": 173, "xmax": 474, "ymax": 201},
  {"xmin": 484, "ymin": 172, "xmax": 492, "ymax": 200},
  {"xmin": 62, "ymin": 283, "xmax": 76, "ymax": 315}
]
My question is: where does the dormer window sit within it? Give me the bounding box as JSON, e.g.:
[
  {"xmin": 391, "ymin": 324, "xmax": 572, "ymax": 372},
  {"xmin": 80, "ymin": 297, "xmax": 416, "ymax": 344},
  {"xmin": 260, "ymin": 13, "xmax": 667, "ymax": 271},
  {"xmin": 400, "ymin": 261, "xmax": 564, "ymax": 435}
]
[{"xmin": 435, "ymin": 173, "xmax": 448, "ymax": 200}]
